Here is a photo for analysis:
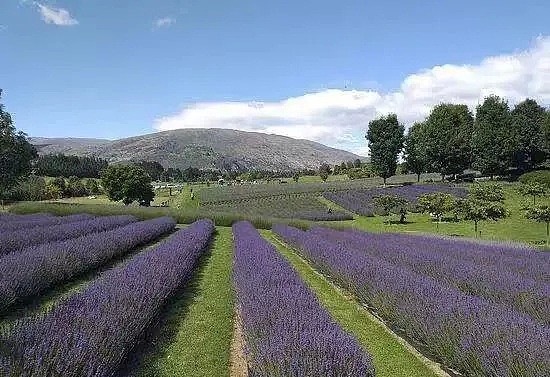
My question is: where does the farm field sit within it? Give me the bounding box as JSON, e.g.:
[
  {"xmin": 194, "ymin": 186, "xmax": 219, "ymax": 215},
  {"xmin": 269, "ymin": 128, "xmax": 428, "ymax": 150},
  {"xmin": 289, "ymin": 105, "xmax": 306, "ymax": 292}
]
[
  {"xmin": 2, "ymin": 208, "xmax": 547, "ymax": 376},
  {"xmin": 202, "ymin": 193, "xmax": 352, "ymax": 221}
]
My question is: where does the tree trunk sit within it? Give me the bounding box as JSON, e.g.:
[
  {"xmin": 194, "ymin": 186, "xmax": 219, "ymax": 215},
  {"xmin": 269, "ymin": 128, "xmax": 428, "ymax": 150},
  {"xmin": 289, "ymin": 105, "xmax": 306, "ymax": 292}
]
[
  {"xmin": 383, "ymin": 177, "xmax": 386, "ymax": 187},
  {"xmin": 417, "ymin": 173, "xmax": 421, "ymax": 182},
  {"xmin": 441, "ymin": 173, "xmax": 445, "ymax": 182},
  {"xmin": 474, "ymin": 221, "xmax": 478, "ymax": 236},
  {"xmin": 546, "ymin": 222, "xmax": 549, "ymax": 246}
]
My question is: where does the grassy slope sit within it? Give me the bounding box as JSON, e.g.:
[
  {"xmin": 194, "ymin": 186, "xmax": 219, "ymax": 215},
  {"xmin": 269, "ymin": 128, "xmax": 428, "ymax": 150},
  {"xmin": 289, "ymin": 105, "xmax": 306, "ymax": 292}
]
[
  {"xmin": 261, "ymin": 230, "xmax": 442, "ymax": 377},
  {"xmin": 327, "ymin": 182, "xmax": 550, "ymax": 246},
  {"xmin": 128, "ymin": 227, "xmax": 234, "ymax": 377}
]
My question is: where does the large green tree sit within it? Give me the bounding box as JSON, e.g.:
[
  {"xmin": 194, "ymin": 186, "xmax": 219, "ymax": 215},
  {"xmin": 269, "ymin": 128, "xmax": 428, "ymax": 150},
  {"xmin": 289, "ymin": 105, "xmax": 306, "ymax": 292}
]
[
  {"xmin": 403, "ymin": 122, "xmax": 428, "ymax": 182},
  {"xmin": 0, "ymin": 89, "xmax": 37, "ymax": 200},
  {"xmin": 544, "ymin": 110, "xmax": 550, "ymax": 153},
  {"xmin": 422, "ymin": 103, "xmax": 474, "ymax": 180},
  {"xmin": 366, "ymin": 114, "xmax": 405, "ymax": 185},
  {"xmin": 510, "ymin": 99, "xmax": 547, "ymax": 172},
  {"xmin": 101, "ymin": 164, "xmax": 155, "ymax": 205},
  {"xmin": 472, "ymin": 95, "xmax": 513, "ymax": 177}
]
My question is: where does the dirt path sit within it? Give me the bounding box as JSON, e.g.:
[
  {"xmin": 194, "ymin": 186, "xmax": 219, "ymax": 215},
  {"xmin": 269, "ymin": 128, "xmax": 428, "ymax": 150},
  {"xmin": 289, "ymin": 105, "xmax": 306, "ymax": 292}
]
[{"xmin": 230, "ymin": 310, "xmax": 248, "ymax": 377}]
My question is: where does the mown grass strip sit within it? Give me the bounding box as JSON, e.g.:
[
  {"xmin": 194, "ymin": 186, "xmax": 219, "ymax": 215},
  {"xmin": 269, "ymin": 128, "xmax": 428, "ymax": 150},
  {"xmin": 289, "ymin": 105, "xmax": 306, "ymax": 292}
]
[
  {"xmin": 261, "ymin": 230, "xmax": 444, "ymax": 377},
  {"xmin": 124, "ymin": 227, "xmax": 234, "ymax": 377}
]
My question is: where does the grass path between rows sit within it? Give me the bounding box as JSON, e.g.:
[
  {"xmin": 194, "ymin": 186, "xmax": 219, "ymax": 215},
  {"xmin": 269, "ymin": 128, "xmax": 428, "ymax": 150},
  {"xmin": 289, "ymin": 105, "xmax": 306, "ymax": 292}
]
[
  {"xmin": 124, "ymin": 226, "xmax": 234, "ymax": 377},
  {"xmin": 261, "ymin": 230, "xmax": 446, "ymax": 377}
]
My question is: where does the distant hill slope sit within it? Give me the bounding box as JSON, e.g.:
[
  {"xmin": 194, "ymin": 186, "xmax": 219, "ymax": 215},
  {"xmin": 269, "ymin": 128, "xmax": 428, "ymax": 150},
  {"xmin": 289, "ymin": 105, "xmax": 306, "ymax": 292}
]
[{"xmin": 30, "ymin": 129, "xmax": 363, "ymax": 172}]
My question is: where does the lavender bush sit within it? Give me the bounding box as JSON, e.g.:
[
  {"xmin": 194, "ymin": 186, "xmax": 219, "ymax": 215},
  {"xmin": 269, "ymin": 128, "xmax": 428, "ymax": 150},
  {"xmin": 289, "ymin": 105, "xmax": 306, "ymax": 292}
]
[
  {"xmin": 324, "ymin": 184, "xmax": 467, "ymax": 216},
  {"xmin": 0, "ymin": 213, "xmax": 94, "ymax": 232},
  {"xmin": 0, "ymin": 215, "xmax": 137, "ymax": 254},
  {"xmin": 0, "ymin": 219, "xmax": 214, "ymax": 375},
  {"xmin": 233, "ymin": 221, "xmax": 375, "ymax": 377},
  {"xmin": 273, "ymin": 225, "xmax": 549, "ymax": 377},
  {"xmin": 0, "ymin": 217, "xmax": 176, "ymax": 312}
]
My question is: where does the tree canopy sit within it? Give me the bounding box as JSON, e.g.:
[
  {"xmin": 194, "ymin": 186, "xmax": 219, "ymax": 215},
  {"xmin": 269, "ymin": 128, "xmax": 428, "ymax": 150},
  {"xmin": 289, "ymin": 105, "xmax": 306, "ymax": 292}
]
[
  {"xmin": 423, "ymin": 104, "xmax": 474, "ymax": 178},
  {"xmin": 34, "ymin": 154, "xmax": 108, "ymax": 178},
  {"xmin": 373, "ymin": 194, "xmax": 409, "ymax": 223},
  {"xmin": 0, "ymin": 89, "xmax": 37, "ymax": 198},
  {"xmin": 472, "ymin": 95, "xmax": 513, "ymax": 177},
  {"xmin": 101, "ymin": 164, "xmax": 155, "ymax": 205},
  {"xmin": 366, "ymin": 114, "xmax": 405, "ymax": 185},
  {"xmin": 510, "ymin": 98, "xmax": 547, "ymax": 172},
  {"xmin": 403, "ymin": 122, "xmax": 428, "ymax": 182}
]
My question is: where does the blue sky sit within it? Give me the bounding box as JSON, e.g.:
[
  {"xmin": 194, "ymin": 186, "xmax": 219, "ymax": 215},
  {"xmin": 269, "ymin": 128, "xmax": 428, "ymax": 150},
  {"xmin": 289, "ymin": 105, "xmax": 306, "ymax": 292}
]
[{"xmin": 1, "ymin": 0, "xmax": 549, "ymax": 155}]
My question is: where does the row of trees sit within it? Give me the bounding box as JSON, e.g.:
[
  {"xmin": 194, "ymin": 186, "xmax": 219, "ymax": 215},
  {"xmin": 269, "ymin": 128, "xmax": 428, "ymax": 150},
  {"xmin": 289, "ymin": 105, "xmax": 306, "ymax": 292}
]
[
  {"xmin": 6, "ymin": 176, "xmax": 102, "ymax": 201},
  {"xmin": 34, "ymin": 154, "xmax": 108, "ymax": 178},
  {"xmin": 367, "ymin": 96, "xmax": 550, "ymax": 184},
  {"xmin": 374, "ymin": 184, "xmax": 507, "ymax": 234}
]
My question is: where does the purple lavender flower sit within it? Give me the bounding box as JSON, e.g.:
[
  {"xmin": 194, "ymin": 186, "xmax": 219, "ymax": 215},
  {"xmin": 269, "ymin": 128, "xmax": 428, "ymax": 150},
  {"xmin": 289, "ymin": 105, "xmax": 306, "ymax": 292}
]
[
  {"xmin": 0, "ymin": 217, "xmax": 176, "ymax": 312},
  {"xmin": 0, "ymin": 219, "xmax": 214, "ymax": 376},
  {"xmin": 273, "ymin": 224, "xmax": 549, "ymax": 377},
  {"xmin": 0, "ymin": 215, "xmax": 137, "ymax": 254},
  {"xmin": 233, "ymin": 221, "xmax": 375, "ymax": 376}
]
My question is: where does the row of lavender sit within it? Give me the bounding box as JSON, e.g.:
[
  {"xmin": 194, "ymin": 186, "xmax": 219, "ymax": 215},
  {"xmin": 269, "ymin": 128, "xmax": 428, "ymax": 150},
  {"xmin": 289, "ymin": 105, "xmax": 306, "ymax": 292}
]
[
  {"xmin": 324, "ymin": 184, "xmax": 468, "ymax": 216},
  {"xmin": 274, "ymin": 225, "xmax": 549, "ymax": 377},
  {"xmin": 0, "ymin": 216, "xmax": 176, "ymax": 312},
  {"xmin": 233, "ymin": 221, "xmax": 375, "ymax": 376},
  {"xmin": 0, "ymin": 213, "xmax": 93, "ymax": 232},
  {"xmin": 0, "ymin": 219, "xmax": 214, "ymax": 375},
  {"xmin": 0, "ymin": 214, "xmax": 139, "ymax": 254},
  {"xmin": 312, "ymin": 228, "xmax": 550, "ymax": 323}
]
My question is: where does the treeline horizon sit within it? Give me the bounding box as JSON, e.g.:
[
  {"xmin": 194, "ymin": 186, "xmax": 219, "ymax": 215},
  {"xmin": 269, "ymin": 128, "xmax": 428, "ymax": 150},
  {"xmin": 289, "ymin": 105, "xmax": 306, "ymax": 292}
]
[{"xmin": 366, "ymin": 95, "xmax": 550, "ymax": 184}]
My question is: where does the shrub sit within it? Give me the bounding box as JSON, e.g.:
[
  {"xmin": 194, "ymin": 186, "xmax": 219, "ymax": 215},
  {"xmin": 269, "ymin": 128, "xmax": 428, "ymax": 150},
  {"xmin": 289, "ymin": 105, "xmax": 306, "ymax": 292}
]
[{"xmin": 519, "ymin": 170, "xmax": 550, "ymax": 188}]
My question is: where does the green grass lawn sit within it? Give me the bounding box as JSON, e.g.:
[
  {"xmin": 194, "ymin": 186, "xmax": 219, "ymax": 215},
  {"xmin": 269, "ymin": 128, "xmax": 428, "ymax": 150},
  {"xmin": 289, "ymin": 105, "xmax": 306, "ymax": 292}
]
[
  {"xmin": 329, "ymin": 182, "xmax": 550, "ymax": 246},
  {"xmin": 296, "ymin": 174, "xmax": 350, "ymax": 183},
  {"xmin": 261, "ymin": 230, "xmax": 445, "ymax": 377},
  {"xmin": 127, "ymin": 227, "xmax": 234, "ymax": 377}
]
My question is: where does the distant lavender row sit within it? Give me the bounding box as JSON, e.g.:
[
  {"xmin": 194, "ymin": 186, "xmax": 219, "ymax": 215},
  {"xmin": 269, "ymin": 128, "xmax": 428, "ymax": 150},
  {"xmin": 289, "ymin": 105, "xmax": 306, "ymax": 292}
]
[
  {"xmin": 353, "ymin": 230, "xmax": 550, "ymax": 284},
  {"xmin": 0, "ymin": 216, "xmax": 176, "ymax": 312},
  {"xmin": 312, "ymin": 228, "xmax": 550, "ymax": 324},
  {"xmin": 324, "ymin": 184, "xmax": 467, "ymax": 216},
  {"xmin": 0, "ymin": 213, "xmax": 94, "ymax": 232},
  {"xmin": 0, "ymin": 215, "xmax": 137, "ymax": 254},
  {"xmin": 274, "ymin": 225, "xmax": 550, "ymax": 377},
  {"xmin": 0, "ymin": 219, "xmax": 213, "ymax": 375},
  {"xmin": 233, "ymin": 221, "xmax": 375, "ymax": 376},
  {"xmin": 0, "ymin": 213, "xmax": 52, "ymax": 222}
]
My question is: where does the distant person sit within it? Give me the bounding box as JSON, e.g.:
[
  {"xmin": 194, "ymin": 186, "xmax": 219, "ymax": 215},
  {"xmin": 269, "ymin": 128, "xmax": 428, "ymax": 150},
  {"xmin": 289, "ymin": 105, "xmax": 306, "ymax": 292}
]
[{"xmin": 191, "ymin": 192, "xmax": 195, "ymax": 200}]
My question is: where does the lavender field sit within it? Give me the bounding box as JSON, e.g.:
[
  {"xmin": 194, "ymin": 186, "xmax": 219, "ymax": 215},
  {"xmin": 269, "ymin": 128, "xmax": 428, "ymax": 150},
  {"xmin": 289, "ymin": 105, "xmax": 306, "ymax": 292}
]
[
  {"xmin": 324, "ymin": 184, "xmax": 468, "ymax": 216},
  {"xmin": 273, "ymin": 224, "xmax": 550, "ymax": 377},
  {"xmin": 1, "ymin": 211, "xmax": 548, "ymax": 377}
]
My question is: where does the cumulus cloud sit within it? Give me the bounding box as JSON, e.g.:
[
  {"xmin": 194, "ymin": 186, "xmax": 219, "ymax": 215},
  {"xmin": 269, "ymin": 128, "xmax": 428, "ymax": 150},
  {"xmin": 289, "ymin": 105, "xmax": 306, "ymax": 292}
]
[
  {"xmin": 35, "ymin": 3, "xmax": 78, "ymax": 26},
  {"xmin": 155, "ymin": 36, "xmax": 550, "ymax": 155},
  {"xmin": 153, "ymin": 17, "xmax": 176, "ymax": 29}
]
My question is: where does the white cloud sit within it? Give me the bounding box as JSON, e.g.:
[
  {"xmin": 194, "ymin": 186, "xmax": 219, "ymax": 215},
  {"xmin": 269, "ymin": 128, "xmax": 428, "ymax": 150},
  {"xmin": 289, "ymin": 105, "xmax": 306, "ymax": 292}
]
[
  {"xmin": 154, "ymin": 36, "xmax": 550, "ymax": 155},
  {"xmin": 153, "ymin": 17, "xmax": 176, "ymax": 29},
  {"xmin": 35, "ymin": 3, "xmax": 78, "ymax": 26}
]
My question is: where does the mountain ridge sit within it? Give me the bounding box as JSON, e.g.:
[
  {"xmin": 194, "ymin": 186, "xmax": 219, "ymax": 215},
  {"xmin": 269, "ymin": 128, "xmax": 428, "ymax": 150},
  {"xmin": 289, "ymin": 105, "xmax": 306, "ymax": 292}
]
[{"xmin": 30, "ymin": 128, "xmax": 363, "ymax": 172}]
